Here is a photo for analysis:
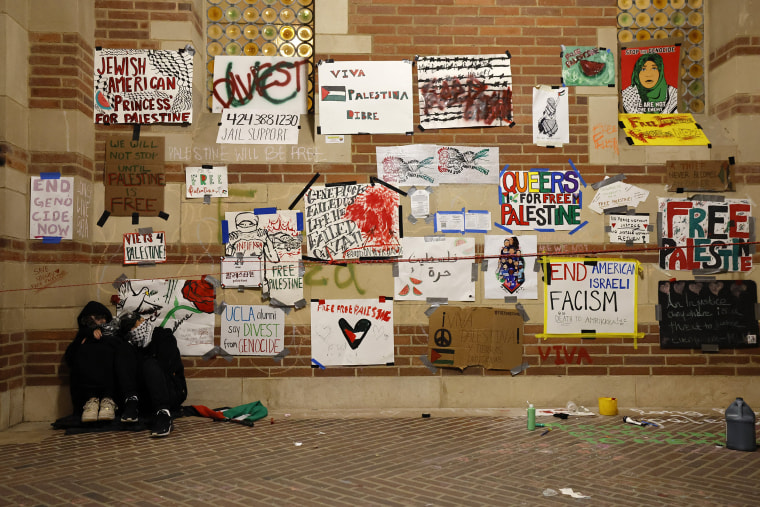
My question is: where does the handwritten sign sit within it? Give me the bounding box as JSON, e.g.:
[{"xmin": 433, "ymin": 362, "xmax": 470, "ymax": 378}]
[
  {"xmin": 311, "ymin": 298, "xmax": 394, "ymax": 366},
  {"xmin": 417, "ymin": 54, "xmax": 513, "ymax": 129},
  {"xmin": 217, "ymin": 110, "xmax": 300, "ymax": 144},
  {"xmin": 318, "ymin": 60, "xmax": 413, "ymax": 135},
  {"xmin": 608, "ymin": 215, "xmax": 650, "ymax": 244},
  {"xmin": 659, "ymin": 198, "xmax": 752, "ymax": 272},
  {"xmin": 212, "ymin": 56, "xmax": 308, "ymax": 113},
  {"xmin": 588, "ymin": 180, "xmax": 649, "ymax": 214},
  {"xmin": 305, "ymin": 184, "xmax": 401, "ymax": 261},
  {"xmin": 104, "ymin": 136, "xmax": 165, "ymax": 216},
  {"xmin": 123, "ymin": 231, "xmax": 166, "ymax": 264},
  {"xmin": 94, "ymin": 48, "xmax": 193, "ymax": 124},
  {"xmin": 395, "ymin": 237, "xmax": 475, "ymax": 301},
  {"xmin": 221, "ymin": 305, "xmax": 285, "ymax": 356},
  {"xmin": 619, "ymin": 114, "xmax": 710, "ymax": 146},
  {"xmin": 221, "ymin": 257, "xmax": 262, "ymax": 288},
  {"xmin": 542, "ymin": 258, "xmax": 640, "ymax": 338},
  {"xmin": 428, "ymin": 307, "xmax": 523, "ymax": 370},
  {"xmin": 483, "ymin": 235, "xmax": 538, "ymax": 299},
  {"xmin": 185, "ymin": 166, "xmax": 228, "ymax": 198},
  {"xmin": 665, "ymin": 160, "xmax": 731, "ymax": 192},
  {"xmin": 499, "ymin": 167, "xmax": 583, "ymax": 231},
  {"xmin": 658, "ymin": 280, "xmax": 759, "ymax": 349},
  {"xmin": 29, "ymin": 176, "xmax": 74, "ymax": 239}
]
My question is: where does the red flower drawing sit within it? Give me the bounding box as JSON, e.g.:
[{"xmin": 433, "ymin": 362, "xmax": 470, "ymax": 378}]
[
  {"xmin": 343, "ymin": 185, "xmax": 398, "ymax": 244},
  {"xmin": 181, "ymin": 279, "xmax": 215, "ymax": 313}
]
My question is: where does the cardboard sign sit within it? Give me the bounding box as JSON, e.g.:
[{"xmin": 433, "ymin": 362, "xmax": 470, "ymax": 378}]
[
  {"xmin": 217, "ymin": 110, "xmax": 300, "ymax": 145},
  {"xmin": 619, "ymin": 114, "xmax": 710, "ymax": 146},
  {"xmin": 659, "ymin": 198, "xmax": 752, "ymax": 272},
  {"xmin": 221, "ymin": 305, "xmax": 285, "ymax": 356},
  {"xmin": 185, "ymin": 166, "xmax": 228, "ymax": 198},
  {"xmin": 665, "ymin": 160, "xmax": 731, "ymax": 192},
  {"xmin": 94, "ymin": 48, "xmax": 193, "ymax": 124},
  {"xmin": 104, "ymin": 136, "xmax": 165, "ymax": 216},
  {"xmin": 123, "ymin": 231, "xmax": 166, "ymax": 264},
  {"xmin": 428, "ymin": 307, "xmax": 523, "ymax": 370},
  {"xmin": 30, "ymin": 176, "xmax": 74, "ymax": 239}
]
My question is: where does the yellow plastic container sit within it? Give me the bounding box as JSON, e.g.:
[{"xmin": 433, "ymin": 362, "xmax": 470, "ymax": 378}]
[{"xmin": 598, "ymin": 397, "xmax": 618, "ymax": 416}]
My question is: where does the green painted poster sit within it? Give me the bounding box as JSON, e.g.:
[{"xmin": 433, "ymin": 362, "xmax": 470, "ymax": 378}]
[{"xmin": 561, "ymin": 46, "xmax": 615, "ymax": 86}]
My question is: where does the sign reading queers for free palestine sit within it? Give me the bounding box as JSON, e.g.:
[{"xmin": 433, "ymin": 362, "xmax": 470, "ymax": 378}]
[
  {"xmin": 542, "ymin": 258, "xmax": 640, "ymax": 339},
  {"xmin": 499, "ymin": 167, "xmax": 583, "ymax": 230}
]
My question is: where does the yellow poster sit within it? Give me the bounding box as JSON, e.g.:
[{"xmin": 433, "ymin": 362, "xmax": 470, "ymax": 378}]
[{"xmin": 619, "ymin": 113, "xmax": 710, "ymax": 146}]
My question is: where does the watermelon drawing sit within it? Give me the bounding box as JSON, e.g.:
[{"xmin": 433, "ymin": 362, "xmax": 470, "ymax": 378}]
[
  {"xmin": 95, "ymin": 90, "xmax": 112, "ymax": 110},
  {"xmin": 579, "ymin": 60, "xmax": 605, "ymax": 77}
]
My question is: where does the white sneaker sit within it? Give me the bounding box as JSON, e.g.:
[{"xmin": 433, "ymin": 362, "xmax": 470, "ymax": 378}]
[
  {"xmin": 82, "ymin": 398, "xmax": 100, "ymax": 423},
  {"xmin": 98, "ymin": 397, "xmax": 116, "ymax": 421}
]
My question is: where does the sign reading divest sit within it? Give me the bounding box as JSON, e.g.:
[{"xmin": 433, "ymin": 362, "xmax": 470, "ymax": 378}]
[
  {"xmin": 499, "ymin": 167, "xmax": 583, "ymax": 230},
  {"xmin": 221, "ymin": 305, "xmax": 285, "ymax": 356},
  {"xmin": 30, "ymin": 176, "xmax": 74, "ymax": 239},
  {"xmin": 123, "ymin": 231, "xmax": 166, "ymax": 264},
  {"xmin": 542, "ymin": 258, "xmax": 640, "ymax": 339},
  {"xmin": 104, "ymin": 136, "xmax": 165, "ymax": 216}
]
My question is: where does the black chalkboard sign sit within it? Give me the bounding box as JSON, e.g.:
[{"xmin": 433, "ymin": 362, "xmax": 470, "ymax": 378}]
[{"xmin": 658, "ymin": 280, "xmax": 759, "ymax": 349}]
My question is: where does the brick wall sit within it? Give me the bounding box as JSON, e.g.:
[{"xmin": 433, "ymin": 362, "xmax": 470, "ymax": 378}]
[{"xmin": 10, "ymin": 0, "xmax": 760, "ymax": 392}]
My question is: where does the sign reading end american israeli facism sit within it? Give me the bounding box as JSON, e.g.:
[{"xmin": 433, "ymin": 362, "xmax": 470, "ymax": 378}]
[
  {"xmin": 94, "ymin": 48, "xmax": 193, "ymax": 124},
  {"xmin": 659, "ymin": 198, "xmax": 752, "ymax": 272},
  {"xmin": 499, "ymin": 166, "xmax": 583, "ymax": 230},
  {"xmin": 542, "ymin": 258, "xmax": 640, "ymax": 339}
]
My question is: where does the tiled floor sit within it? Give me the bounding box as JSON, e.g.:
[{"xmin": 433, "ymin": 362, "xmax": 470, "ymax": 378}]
[{"xmin": 1, "ymin": 408, "xmax": 759, "ymax": 506}]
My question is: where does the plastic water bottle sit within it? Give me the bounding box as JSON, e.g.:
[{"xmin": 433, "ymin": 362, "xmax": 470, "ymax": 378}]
[
  {"xmin": 527, "ymin": 403, "xmax": 536, "ymax": 431},
  {"xmin": 725, "ymin": 397, "xmax": 757, "ymax": 452}
]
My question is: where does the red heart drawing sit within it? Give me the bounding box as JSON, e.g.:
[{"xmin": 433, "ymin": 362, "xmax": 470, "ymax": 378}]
[{"xmin": 338, "ymin": 318, "xmax": 372, "ymax": 350}]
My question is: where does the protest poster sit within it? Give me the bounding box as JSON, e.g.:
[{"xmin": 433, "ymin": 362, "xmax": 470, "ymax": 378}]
[
  {"xmin": 483, "ymin": 235, "xmax": 538, "ymax": 299},
  {"xmin": 317, "ymin": 60, "xmax": 413, "ymax": 135},
  {"xmin": 541, "ymin": 258, "xmax": 640, "ymax": 340},
  {"xmin": 658, "ymin": 280, "xmax": 759, "ymax": 349},
  {"xmin": 220, "ymin": 257, "xmax": 262, "ymax": 288},
  {"xmin": 428, "ymin": 307, "xmax": 523, "ymax": 370},
  {"xmin": 123, "ymin": 231, "xmax": 166, "ymax": 264},
  {"xmin": 211, "ymin": 56, "xmax": 308, "ymax": 114},
  {"xmin": 561, "ymin": 46, "xmax": 615, "ymax": 87},
  {"xmin": 94, "ymin": 48, "xmax": 193, "ymax": 124},
  {"xmin": 588, "ymin": 180, "xmax": 649, "ymax": 214},
  {"xmin": 216, "ymin": 110, "xmax": 300, "ymax": 144},
  {"xmin": 619, "ymin": 113, "xmax": 710, "ymax": 146},
  {"xmin": 185, "ymin": 166, "xmax": 228, "ymax": 198},
  {"xmin": 498, "ymin": 166, "xmax": 583, "ymax": 231},
  {"xmin": 305, "ymin": 184, "xmax": 401, "ymax": 261},
  {"xmin": 659, "ymin": 198, "xmax": 752, "ymax": 272},
  {"xmin": 29, "ymin": 176, "xmax": 74, "ymax": 240},
  {"xmin": 665, "ymin": 160, "xmax": 731, "ymax": 192},
  {"xmin": 221, "ymin": 305, "xmax": 285, "ymax": 356},
  {"xmin": 311, "ymin": 298, "xmax": 394, "ymax": 366},
  {"xmin": 224, "ymin": 210, "xmax": 303, "ymax": 305},
  {"xmin": 117, "ymin": 278, "xmax": 215, "ymax": 356},
  {"xmin": 395, "ymin": 237, "xmax": 475, "ymax": 301},
  {"xmin": 104, "ymin": 136, "xmax": 165, "ymax": 216},
  {"xmin": 620, "ymin": 41, "xmax": 680, "ymax": 114},
  {"xmin": 533, "ymin": 86, "xmax": 569, "ymax": 147},
  {"xmin": 376, "ymin": 145, "xmax": 499, "ymax": 186},
  {"xmin": 417, "ymin": 54, "xmax": 513, "ymax": 129},
  {"xmin": 608, "ymin": 215, "xmax": 650, "ymax": 244}
]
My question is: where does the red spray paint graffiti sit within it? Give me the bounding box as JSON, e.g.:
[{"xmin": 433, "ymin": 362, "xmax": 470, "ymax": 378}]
[{"xmin": 539, "ymin": 346, "xmax": 593, "ymax": 365}]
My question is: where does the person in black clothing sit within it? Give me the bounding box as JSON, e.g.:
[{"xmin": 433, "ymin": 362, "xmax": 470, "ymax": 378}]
[
  {"xmin": 117, "ymin": 312, "xmax": 187, "ymax": 437},
  {"xmin": 64, "ymin": 301, "xmax": 119, "ymax": 423}
]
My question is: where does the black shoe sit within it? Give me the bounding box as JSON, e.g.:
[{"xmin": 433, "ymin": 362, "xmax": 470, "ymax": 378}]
[
  {"xmin": 121, "ymin": 396, "xmax": 139, "ymax": 423},
  {"xmin": 150, "ymin": 409, "xmax": 172, "ymax": 438}
]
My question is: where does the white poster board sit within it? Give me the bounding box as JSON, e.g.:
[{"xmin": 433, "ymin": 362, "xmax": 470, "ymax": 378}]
[
  {"xmin": 376, "ymin": 145, "xmax": 499, "ymax": 186},
  {"xmin": 542, "ymin": 258, "xmax": 639, "ymax": 338},
  {"xmin": 608, "ymin": 215, "xmax": 650, "ymax": 244},
  {"xmin": 484, "ymin": 235, "xmax": 538, "ymax": 299},
  {"xmin": 311, "ymin": 298, "xmax": 394, "ymax": 366},
  {"xmin": 533, "ymin": 86, "xmax": 570, "ymax": 147},
  {"xmin": 211, "ymin": 56, "xmax": 308, "ymax": 113},
  {"xmin": 123, "ymin": 231, "xmax": 167, "ymax": 264},
  {"xmin": 394, "ymin": 237, "xmax": 475, "ymax": 301},
  {"xmin": 221, "ymin": 305, "xmax": 285, "ymax": 356},
  {"xmin": 94, "ymin": 48, "xmax": 193, "ymax": 124},
  {"xmin": 30, "ymin": 176, "xmax": 74, "ymax": 240},
  {"xmin": 221, "ymin": 257, "xmax": 262, "ymax": 288},
  {"xmin": 216, "ymin": 110, "xmax": 300, "ymax": 144},
  {"xmin": 317, "ymin": 60, "xmax": 413, "ymax": 134},
  {"xmin": 185, "ymin": 166, "xmax": 228, "ymax": 198}
]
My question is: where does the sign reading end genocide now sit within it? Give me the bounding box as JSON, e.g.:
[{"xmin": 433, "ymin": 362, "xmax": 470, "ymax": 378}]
[
  {"xmin": 29, "ymin": 176, "xmax": 74, "ymax": 240},
  {"xmin": 104, "ymin": 136, "xmax": 165, "ymax": 216}
]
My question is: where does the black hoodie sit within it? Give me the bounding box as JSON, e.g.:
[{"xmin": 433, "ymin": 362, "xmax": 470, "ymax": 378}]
[{"xmin": 64, "ymin": 301, "xmax": 114, "ymax": 368}]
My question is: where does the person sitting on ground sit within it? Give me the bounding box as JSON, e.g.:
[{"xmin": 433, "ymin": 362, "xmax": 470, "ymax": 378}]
[
  {"xmin": 117, "ymin": 312, "xmax": 187, "ymax": 437},
  {"xmin": 64, "ymin": 301, "xmax": 119, "ymax": 423}
]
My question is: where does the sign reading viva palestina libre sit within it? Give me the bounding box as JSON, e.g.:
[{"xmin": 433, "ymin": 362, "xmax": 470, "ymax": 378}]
[{"xmin": 499, "ymin": 167, "xmax": 583, "ymax": 230}]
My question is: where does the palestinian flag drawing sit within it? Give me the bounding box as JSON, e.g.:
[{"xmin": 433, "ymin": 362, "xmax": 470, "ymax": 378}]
[
  {"xmin": 321, "ymin": 85, "xmax": 346, "ymax": 102},
  {"xmin": 430, "ymin": 348, "xmax": 454, "ymax": 366}
]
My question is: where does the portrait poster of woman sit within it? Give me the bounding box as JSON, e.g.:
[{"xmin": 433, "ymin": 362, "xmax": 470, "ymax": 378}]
[{"xmin": 619, "ymin": 37, "xmax": 682, "ymax": 114}]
